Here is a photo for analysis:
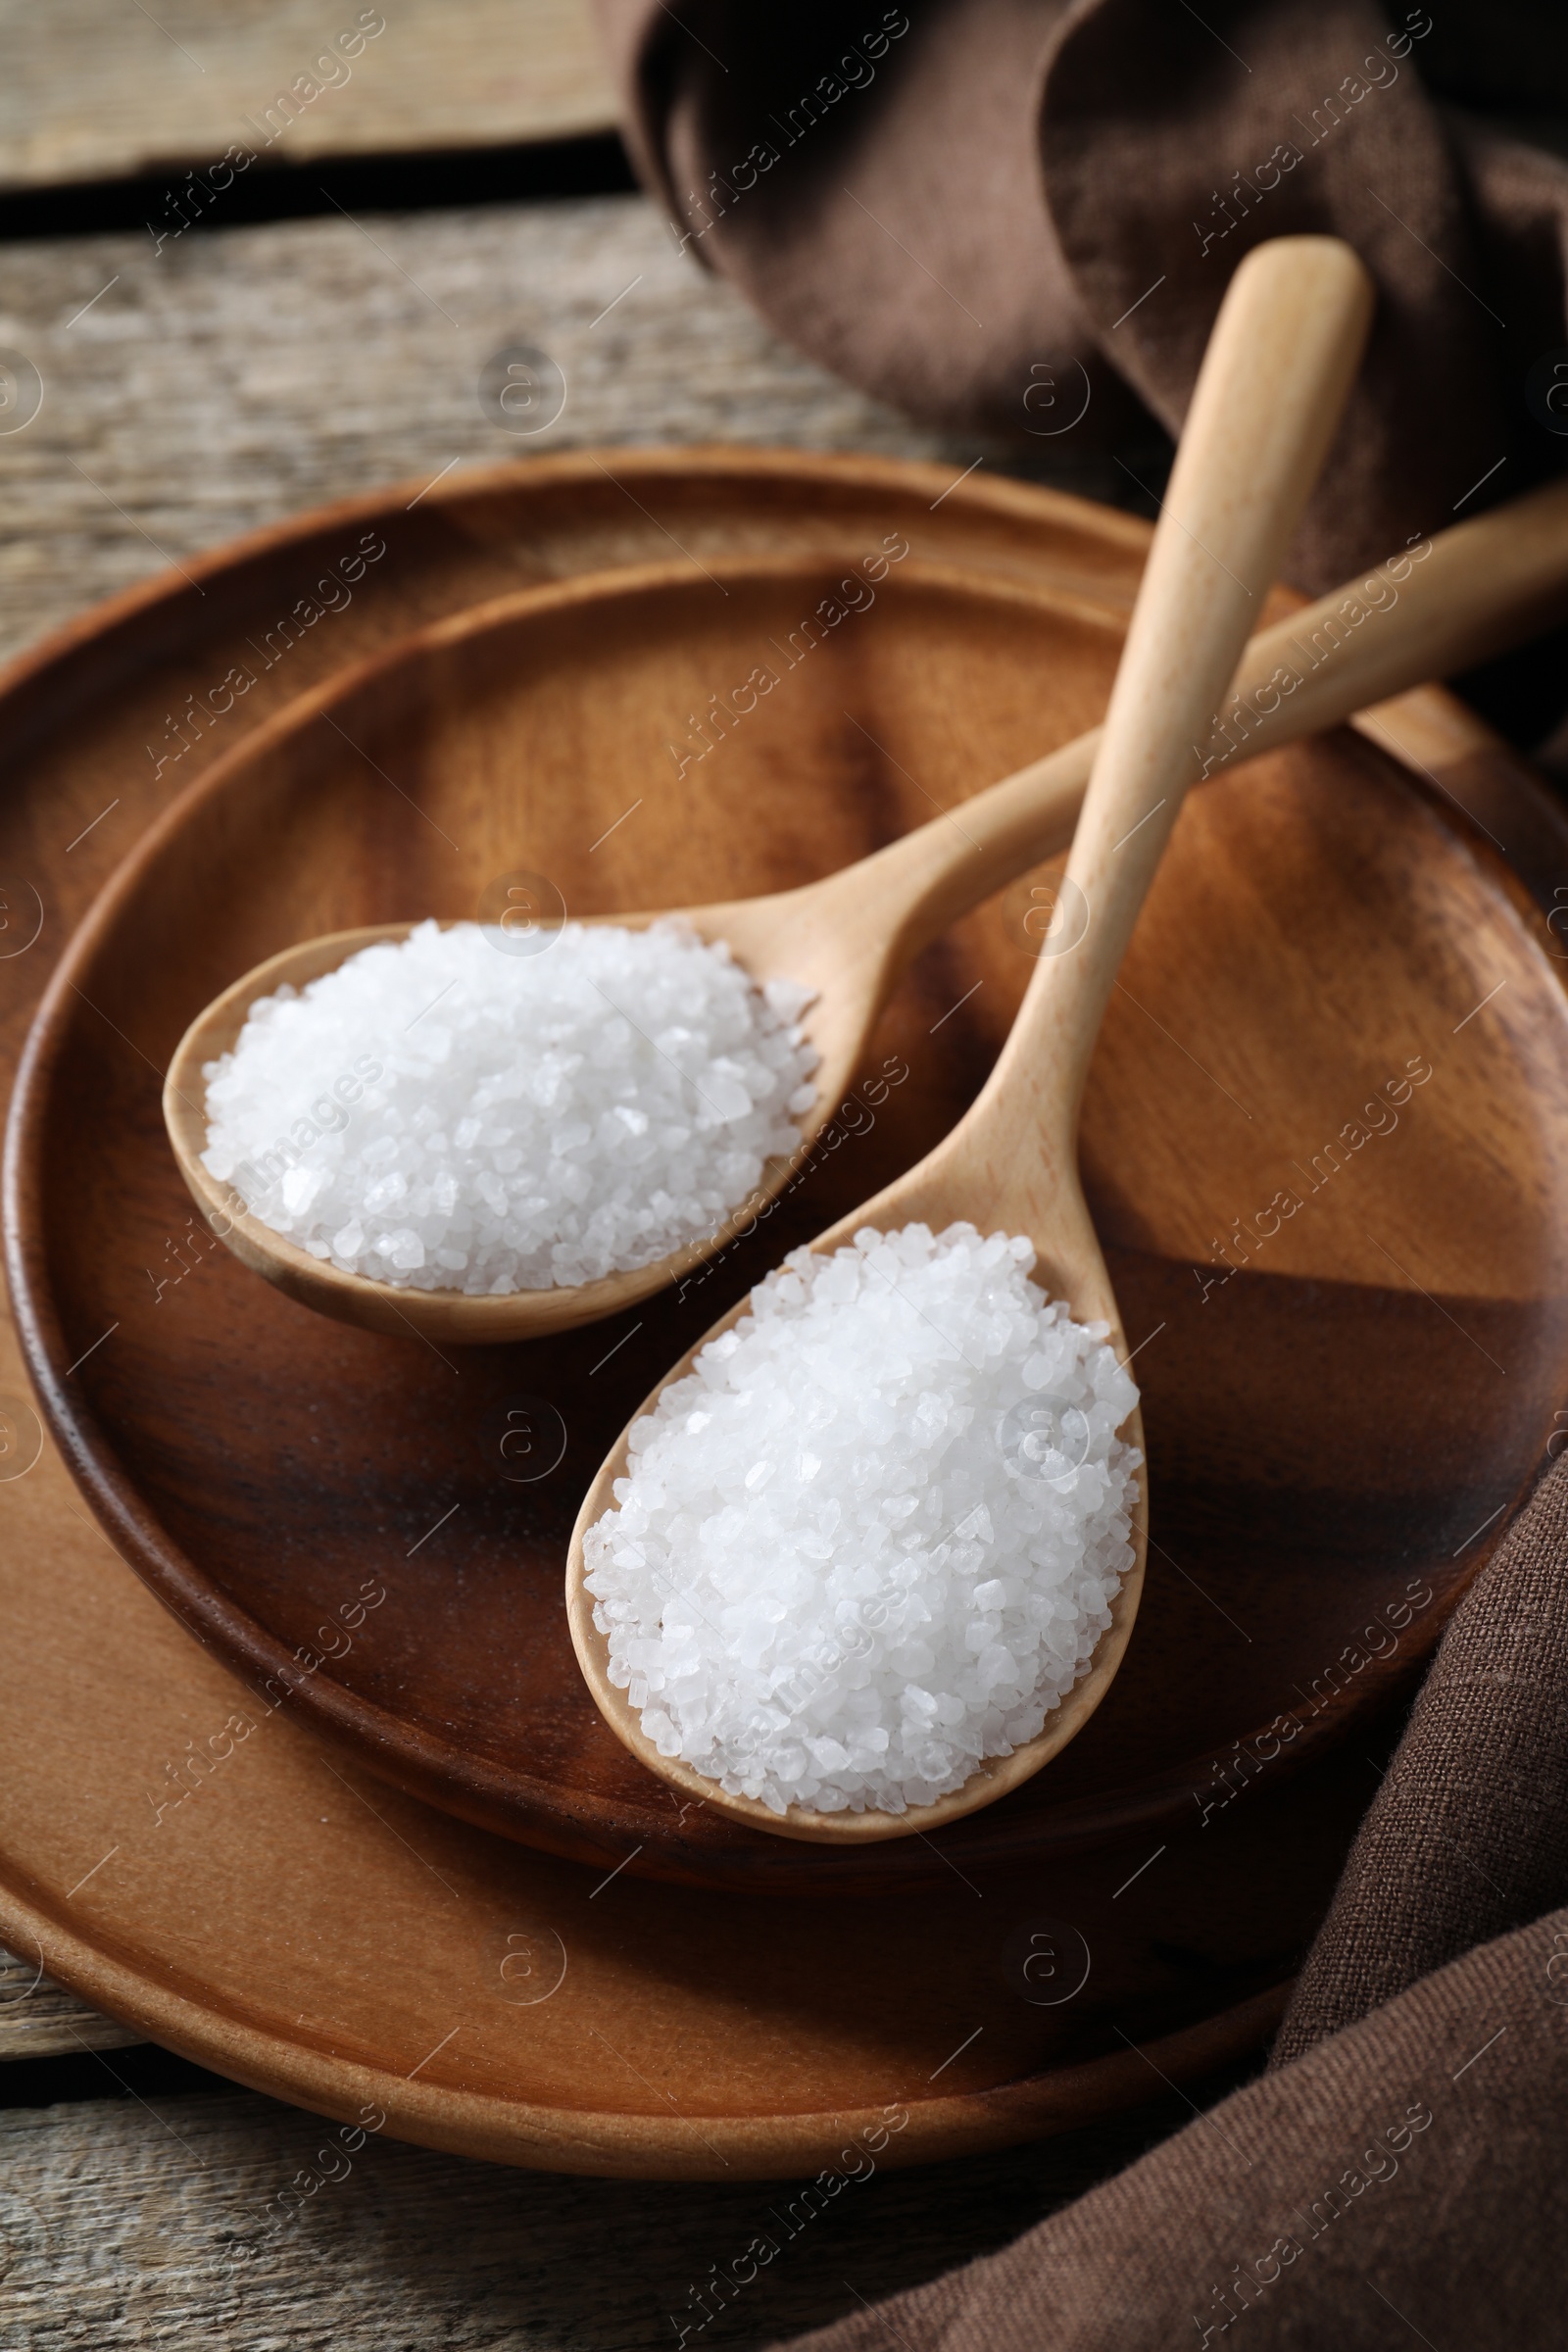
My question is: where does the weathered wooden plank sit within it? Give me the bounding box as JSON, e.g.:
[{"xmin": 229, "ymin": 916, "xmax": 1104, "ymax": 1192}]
[
  {"xmin": 0, "ymin": 1943, "xmax": 142, "ymax": 2059},
  {"xmin": 0, "ymin": 2085, "xmax": 1192, "ymax": 2347},
  {"xmin": 0, "ymin": 0, "xmax": 616, "ymax": 193},
  {"xmin": 0, "ymin": 193, "xmax": 954, "ymax": 668}
]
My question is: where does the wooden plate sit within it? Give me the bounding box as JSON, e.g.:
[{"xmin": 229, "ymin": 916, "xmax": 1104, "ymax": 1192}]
[
  {"xmin": 10, "ymin": 537, "xmax": 1568, "ymax": 1898},
  {"xmin": 0, "ymin": 449, "xmax": 1563, "ymax": 2172}
]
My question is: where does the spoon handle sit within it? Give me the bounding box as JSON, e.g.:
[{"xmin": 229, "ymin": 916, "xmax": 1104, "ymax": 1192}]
[
  {"xmin": 834, "ymin": 471, "xmax": 1568, "ymax": 975},
  {"xmin": 971, "ymin": 236, "xmax": 1374, "ymax": 1153}
]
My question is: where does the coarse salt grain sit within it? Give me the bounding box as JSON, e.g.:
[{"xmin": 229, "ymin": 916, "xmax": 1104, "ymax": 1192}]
[
  {"xmin": 199, "ymin": 918, "xmax": 818, "ymax": 1293},
  {"xmin": 583, "ymin": 1221, "xmax": 1141, "ymax": 1816}
]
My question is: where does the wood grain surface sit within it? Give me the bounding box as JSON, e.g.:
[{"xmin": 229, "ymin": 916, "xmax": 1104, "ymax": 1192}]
[
  {"xmin": 0, "ymin": 0, "xmax": 615, "ymax": 192},
  {"xmin": 0, "ymin": 196, "xmax": 961, "ymax": 671},
  {"xmin": 0, "ymin": 2080, "xmax": 1237, "ymax": 2348}
]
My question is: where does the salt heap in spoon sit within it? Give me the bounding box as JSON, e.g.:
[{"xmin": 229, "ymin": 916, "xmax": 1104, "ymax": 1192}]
[
  {"xmin": 200, "ymin": 918, "xmax": 817, "ymax": 1292},
  {"xmin": 584, "ymin": 1222, "xmax": 1140, "ymax": 1816}
]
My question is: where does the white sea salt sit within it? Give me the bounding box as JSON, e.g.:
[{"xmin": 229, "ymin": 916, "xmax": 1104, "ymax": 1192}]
[
  {"xmin": 199, "ymin": 918, "xmax": 818, "ymax": 1292},
  {"xmin": 584, "ymin": 1221, "xmax": 1141, "ymax": 1816}
]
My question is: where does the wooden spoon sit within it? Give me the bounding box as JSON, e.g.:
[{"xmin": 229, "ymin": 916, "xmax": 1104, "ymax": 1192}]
[
  {"xmin": 164, "ymin": 435, "xmax": 1568, "ymax": 1350},
  {"xmin": 566, "ymin": 234, "xmax": 1376, "ymax": 1841}
]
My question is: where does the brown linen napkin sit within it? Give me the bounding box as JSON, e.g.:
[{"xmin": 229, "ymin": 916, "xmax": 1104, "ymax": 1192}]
[{"xmin": 591, "ymin": 0, "xmax": 1568, "ymax": 609}]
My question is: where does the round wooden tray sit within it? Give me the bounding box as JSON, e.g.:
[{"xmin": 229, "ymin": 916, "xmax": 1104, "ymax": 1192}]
[{"xmin": 0, "ymin": 449, "xmax": 1563, "ymax": 2171}]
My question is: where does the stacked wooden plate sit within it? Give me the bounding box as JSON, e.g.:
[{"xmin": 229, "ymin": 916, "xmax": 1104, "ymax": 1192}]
[{"xmin": 2, "ymin": 450, "xmax": 1565, "ymax": 2174}]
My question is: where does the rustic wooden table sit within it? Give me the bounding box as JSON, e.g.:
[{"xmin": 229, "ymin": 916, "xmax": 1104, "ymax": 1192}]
[{"xmin": 0, "ymin": 167, "xmax": 1222, "ymax": 2350}]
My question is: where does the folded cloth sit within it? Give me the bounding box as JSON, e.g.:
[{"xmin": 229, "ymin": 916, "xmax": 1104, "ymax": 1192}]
[
  {"xmin": 591, "ymin": 0, "xmax": 1568, "ymax": 600},
  {"xmin": 589, "ymin": 4, "xmax": 1568, "ymax": 2331}
]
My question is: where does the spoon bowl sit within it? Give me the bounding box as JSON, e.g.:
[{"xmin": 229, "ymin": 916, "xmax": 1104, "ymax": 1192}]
[
  {"xmin": 567, "ymin": 234, "xmax": 1378, "ymax": 1839},
  {"xmin": 164, "ymin": 886, "xmax": 880, "ymax": 1346},
  {"xmin": 565, "ymin": 1142, "xmax": 1147, "ymax": 1841}
]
